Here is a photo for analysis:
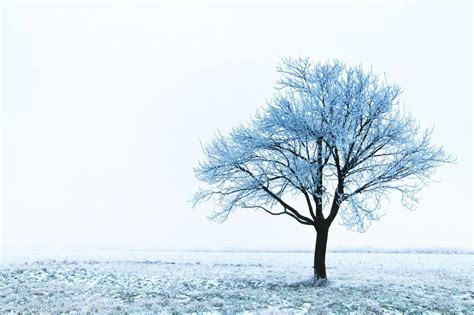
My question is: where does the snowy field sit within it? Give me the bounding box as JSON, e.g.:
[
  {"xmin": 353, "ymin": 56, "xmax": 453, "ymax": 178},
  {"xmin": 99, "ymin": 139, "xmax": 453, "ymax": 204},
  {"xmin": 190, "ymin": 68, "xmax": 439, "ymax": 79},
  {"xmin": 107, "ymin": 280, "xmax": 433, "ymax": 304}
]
[{"xmin": 1, "ymin": 251, "xmax": 472, "ymax": 313}]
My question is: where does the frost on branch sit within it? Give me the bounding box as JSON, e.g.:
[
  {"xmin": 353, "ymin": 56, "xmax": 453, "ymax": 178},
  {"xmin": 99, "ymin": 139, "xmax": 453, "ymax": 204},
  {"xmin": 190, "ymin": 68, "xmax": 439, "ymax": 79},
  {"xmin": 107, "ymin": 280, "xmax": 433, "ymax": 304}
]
[{"xmin": 193, "ymin": 58, "xmax": 452, "ymax": 232}]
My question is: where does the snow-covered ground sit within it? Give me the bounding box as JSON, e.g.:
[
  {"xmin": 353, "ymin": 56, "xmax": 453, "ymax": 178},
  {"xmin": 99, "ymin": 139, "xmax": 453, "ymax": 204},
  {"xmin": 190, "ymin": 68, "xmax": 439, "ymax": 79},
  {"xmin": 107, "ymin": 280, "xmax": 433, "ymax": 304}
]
[{"xmin": 1, "ymin": 251, "xmax": 472, "ymax": 313}]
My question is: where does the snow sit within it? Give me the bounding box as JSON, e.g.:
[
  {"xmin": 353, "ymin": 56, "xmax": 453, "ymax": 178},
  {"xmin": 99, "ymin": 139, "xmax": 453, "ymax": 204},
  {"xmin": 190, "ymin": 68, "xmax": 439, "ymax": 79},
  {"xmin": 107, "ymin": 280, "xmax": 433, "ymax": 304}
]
[{"xmin": 1, "ymin": 251, "xmax": 472, "ymax": 313}]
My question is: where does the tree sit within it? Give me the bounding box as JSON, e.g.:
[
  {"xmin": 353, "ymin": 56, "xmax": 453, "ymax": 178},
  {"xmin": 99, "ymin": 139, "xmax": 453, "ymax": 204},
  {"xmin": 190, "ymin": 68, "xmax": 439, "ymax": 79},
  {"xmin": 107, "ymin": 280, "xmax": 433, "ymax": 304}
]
[{"xmin": 193, "ymin": 58, "xmax": 451, "ymax": 282}]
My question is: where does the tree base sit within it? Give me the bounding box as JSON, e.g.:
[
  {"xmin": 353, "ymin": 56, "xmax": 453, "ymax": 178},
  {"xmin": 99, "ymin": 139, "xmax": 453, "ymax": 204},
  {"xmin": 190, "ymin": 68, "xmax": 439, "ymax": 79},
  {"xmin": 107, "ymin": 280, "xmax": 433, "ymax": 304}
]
[{"xmin": 313, "ymin": 276, "xmax": 329, "ymax": 287}]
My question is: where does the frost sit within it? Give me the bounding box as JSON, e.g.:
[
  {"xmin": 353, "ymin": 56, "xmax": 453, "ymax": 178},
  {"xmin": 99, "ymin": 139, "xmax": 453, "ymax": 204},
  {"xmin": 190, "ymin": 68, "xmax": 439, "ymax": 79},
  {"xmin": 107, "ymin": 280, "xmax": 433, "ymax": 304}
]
[
  {"xmin": 1, "ymin": 251, "xmax": 472, "ymax": 313},
  {"xmin": 193, "ymin": 58, "xmax": 452, "ymax": 232}
]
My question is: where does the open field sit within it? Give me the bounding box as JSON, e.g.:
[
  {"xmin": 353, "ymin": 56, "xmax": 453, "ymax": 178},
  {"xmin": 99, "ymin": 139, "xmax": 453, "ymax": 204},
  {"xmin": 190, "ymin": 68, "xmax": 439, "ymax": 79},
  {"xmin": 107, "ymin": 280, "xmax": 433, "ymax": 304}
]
[{"xmin": 1, "ymin": 251, "xmax": 472, "ymax": 313}]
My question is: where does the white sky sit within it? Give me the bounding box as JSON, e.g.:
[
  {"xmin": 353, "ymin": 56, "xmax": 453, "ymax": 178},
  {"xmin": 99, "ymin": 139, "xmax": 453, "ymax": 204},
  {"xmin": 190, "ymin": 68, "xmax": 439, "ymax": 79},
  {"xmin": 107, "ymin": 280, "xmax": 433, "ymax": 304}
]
[{"xmin": 2, "ymin": 1, "xmax": 472, "ymax": 251}]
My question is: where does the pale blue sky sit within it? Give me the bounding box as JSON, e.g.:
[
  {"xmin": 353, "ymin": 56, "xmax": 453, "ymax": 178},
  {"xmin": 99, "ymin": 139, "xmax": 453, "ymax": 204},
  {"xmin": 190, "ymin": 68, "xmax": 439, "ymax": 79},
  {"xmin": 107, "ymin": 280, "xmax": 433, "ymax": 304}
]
[{"xmin": 2, "ymin": 1, "xmax": 472, "ymax": 251}]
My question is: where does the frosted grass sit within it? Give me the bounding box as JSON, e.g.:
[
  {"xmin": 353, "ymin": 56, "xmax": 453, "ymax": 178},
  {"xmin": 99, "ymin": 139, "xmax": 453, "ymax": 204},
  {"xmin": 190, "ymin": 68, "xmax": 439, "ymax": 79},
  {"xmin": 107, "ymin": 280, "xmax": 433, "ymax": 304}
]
[{"xmin": 1, "ymin": 251, "xmax": 472, "ymax": 313}]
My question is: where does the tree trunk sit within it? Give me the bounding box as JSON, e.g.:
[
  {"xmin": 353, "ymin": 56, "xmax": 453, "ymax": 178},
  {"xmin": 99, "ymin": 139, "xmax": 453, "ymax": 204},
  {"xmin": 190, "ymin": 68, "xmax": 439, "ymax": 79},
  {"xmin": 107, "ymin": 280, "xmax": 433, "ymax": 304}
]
[{"xmin": 314, "ymin": 224, "xmax": 329, "ymax": 281}]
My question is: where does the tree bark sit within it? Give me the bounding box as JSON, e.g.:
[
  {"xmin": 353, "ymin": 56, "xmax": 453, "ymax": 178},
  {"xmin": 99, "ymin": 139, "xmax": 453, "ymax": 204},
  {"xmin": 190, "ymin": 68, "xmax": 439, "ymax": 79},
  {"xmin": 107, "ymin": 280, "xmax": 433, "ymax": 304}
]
[{"xmin": 314, "ymin": 224, "xmax": 329, "ymax": 280}]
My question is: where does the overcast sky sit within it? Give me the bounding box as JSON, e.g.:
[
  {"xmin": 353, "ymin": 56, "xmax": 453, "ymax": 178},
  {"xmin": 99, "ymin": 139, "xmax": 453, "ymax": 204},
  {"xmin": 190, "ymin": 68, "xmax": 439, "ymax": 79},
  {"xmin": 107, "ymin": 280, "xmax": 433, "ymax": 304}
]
[{"xmin": 2, "ymin": 1, "xmax": 472, "ymax": 252}]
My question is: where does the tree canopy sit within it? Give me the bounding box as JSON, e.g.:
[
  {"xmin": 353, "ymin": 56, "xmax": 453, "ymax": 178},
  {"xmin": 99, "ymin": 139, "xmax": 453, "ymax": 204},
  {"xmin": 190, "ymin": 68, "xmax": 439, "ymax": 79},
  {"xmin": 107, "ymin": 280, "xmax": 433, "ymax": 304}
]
[{"xmin": 193, "ymin": 58, "xmax": 451, "ymax": 233}]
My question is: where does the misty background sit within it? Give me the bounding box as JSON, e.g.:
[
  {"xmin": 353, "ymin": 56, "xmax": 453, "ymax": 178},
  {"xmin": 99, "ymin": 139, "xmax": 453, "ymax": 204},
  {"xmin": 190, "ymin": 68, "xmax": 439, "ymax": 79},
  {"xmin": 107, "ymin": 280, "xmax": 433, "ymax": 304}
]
[{"xmin": 2, "ymin": 1, "xmax": 472, "ymax": 252}]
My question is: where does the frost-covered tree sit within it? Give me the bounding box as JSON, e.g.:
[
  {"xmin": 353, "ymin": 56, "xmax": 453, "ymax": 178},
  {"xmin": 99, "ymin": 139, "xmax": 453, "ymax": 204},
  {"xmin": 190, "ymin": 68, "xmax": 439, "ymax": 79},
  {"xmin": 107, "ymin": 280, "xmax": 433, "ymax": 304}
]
[{"xmin": 193, "ymin": 58, "xmax": 451, "ymax": 282}]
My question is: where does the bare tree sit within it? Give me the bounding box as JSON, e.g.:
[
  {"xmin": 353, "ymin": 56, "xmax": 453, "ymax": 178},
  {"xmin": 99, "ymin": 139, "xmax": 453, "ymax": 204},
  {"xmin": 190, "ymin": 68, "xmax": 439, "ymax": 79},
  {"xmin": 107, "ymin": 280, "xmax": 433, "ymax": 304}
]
[{"xmin": 193, "ymin": 58, "xmax": 452, "ymax": 282}]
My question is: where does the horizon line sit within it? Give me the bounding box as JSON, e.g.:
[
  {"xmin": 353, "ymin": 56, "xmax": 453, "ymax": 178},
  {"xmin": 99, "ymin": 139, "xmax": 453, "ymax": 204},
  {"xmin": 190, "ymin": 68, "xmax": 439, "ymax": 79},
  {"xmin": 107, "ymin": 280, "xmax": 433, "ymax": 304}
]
[{"xmin": 2, "ymin": 247, "xmax": 472, "ymax": 254}]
